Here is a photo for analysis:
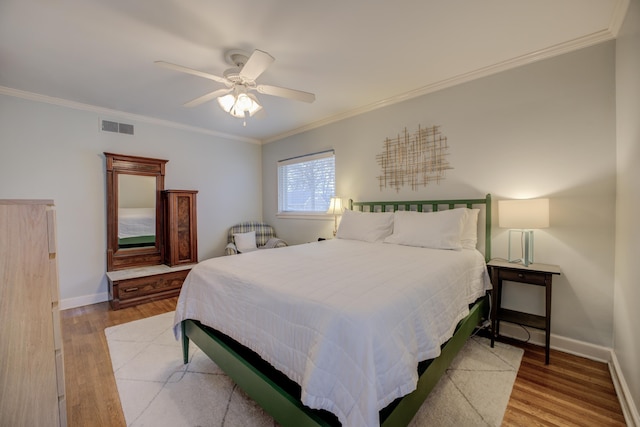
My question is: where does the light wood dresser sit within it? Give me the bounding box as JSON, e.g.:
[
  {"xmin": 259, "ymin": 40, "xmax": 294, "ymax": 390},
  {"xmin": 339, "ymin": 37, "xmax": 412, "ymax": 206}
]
[{"xmin": 0, "ymin": 200, "xmax": 67, "ymax": 426}]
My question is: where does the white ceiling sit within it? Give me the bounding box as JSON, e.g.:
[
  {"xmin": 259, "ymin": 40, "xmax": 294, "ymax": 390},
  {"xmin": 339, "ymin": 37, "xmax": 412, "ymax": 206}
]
[{"xmin": 0, "ymin": 0, "xmax": 628, "ymax": 143}]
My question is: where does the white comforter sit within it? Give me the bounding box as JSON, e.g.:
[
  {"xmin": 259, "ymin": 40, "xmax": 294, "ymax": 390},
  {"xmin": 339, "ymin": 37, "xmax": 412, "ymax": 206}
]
[
  {"xmin": 118, "ymin": 207, "xmax": 155, "ymax": 238},
  {"xmin": 173, "ymin": 239, "xmax": 491, "ymax": 427}
]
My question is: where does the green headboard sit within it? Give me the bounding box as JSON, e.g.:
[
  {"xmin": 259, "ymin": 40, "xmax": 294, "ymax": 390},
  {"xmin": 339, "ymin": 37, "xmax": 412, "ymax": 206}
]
[{"xmin": 349, "ymin": 194, "xmax": 492, "ymax": 262}]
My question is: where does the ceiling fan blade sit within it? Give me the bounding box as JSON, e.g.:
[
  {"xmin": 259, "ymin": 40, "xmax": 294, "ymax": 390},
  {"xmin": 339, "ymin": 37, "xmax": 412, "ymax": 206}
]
[
  {"xmin": 256, "ymin": 84, "xmax": 316, "ymax": 103},
  {"xmin": 239, "ymin": 50, "xmax": 275, "ymax": 81},
  {"xmin": 155, "ymin": 61, "xmax": 229, "ymax": 85},
  {"xmin": 183, "ymin": 88, "xmax": 232, "ymax": 108}
]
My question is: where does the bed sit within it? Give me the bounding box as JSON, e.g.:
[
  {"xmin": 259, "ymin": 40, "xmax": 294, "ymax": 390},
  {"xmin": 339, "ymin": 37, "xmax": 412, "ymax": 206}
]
[
  {"xmin": 174, "ymin": 195, "xmax": 492, "ymax": 427},
  {"xmin": 117, "ymin": 207, "xmax": 155, "ymax": 247}
]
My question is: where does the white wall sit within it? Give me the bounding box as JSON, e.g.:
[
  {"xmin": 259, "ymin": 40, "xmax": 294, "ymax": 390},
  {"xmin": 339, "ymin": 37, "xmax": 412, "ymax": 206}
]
[
  {"xmin": 615, "ymin": 0, "xmax": 640, "ymax": 420},
  {"xmin": 263, "ymin": 42, "xmax": 617, "ymax": 349},
  {"xmin": 0, "ymin": 95, "xmax": 263, "ymax": 306}
]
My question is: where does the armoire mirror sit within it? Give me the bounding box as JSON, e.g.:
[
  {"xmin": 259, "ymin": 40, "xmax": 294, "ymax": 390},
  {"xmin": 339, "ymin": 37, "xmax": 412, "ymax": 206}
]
[{"xmin": 105, "ymin": 152, "xmax": 168, "ymax": 271}]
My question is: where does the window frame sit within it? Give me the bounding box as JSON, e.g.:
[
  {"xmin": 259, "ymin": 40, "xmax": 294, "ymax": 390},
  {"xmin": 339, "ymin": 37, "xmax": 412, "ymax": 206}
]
[{"xmin": 276, "ymin": 150, "xmax": 336, "ymax": 219}]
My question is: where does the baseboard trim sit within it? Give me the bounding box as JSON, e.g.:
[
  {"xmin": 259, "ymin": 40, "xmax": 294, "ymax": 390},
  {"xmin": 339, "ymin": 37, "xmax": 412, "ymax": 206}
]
[
  {"xmin": 60, "ymin": 292, "xmax": 109, "ymax": 310},
  {"xmin": 610, "ymin": 352, "xmax": 640, "ymax": 427},
  {"xmin": 498, "ymin": 322, "xmax": 611, "ymax": 362},
  {"xmin": 499, "ymin": 322, "xmax": 638, "ymax": 427}
]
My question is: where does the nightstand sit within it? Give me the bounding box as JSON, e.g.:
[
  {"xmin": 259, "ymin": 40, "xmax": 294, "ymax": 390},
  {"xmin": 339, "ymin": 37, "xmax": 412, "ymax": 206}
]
[{"xmin": 487, "ymin": 259, "xmax": 561, "ymax": 364}]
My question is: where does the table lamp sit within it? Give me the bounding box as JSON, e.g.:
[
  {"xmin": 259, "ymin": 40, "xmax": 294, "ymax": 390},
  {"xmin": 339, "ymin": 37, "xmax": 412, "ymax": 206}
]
[{"xmin": 498, "ymin": 198, "xmax": 549, "ymax": 266}]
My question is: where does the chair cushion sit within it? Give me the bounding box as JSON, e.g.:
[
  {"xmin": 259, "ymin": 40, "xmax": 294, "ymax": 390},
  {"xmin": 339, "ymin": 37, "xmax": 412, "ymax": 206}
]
[{"xmin": 233, "ymin": 231, "xmax": 258, "ymax": 253}]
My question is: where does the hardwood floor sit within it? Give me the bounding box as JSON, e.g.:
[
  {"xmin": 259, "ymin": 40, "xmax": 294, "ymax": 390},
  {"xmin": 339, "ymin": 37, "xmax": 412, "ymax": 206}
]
[
  {"xmin": 61, "ymin": 298, "xmax": 177, "ymax": 427},
  {"xmin": 501, "ymin": 337, "xmax": 626, "ymax": 426},
  {"xmin": 61, "ymin": 298, "xmax": 626, "ymax": 426}
]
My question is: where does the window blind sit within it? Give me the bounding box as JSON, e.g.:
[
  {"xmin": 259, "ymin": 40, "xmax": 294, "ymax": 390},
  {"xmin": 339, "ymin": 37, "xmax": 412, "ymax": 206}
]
[{"xmin": 278, "ymin": 150, "xmax": 335, "ymax": 213}]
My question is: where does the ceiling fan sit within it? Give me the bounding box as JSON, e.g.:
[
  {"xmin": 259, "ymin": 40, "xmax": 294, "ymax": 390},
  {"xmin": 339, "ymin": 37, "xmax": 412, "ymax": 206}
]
[{"xmin": 155, "ymin": 49, "xmax": 315, "ymax": 123}]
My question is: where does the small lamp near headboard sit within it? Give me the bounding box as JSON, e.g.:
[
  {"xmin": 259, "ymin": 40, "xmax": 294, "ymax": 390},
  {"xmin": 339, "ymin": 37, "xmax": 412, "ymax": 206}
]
[
  {"xmin": 498, "ymin": 198, "xmax": 549, "ymax": 266},
  {"xmin": 327, "ymin": 197, "xmax": 345, "ymax": 236}
]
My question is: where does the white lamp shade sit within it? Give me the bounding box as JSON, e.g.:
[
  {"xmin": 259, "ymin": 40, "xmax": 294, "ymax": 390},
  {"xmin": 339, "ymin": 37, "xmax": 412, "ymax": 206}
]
[
  {"xmin": 217, "ymin": 94, "xmax": 235, "ymax": 110},
  {"xmin": 499, "ymin": 198, "xmax": 549, "ymax": 229},
  {"xmin": 326, "ymin": 197, "xmax": 344, "ymax": 214}
]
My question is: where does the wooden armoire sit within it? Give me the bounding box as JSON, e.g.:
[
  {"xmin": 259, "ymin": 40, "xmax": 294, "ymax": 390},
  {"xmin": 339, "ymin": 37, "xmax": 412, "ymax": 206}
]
[
  {"xmin": 104, "ymin": 153, "xmax": 198, "ymax": 310},
  {"xmin": 0, "ymin": 200, "xmax": 67, "ymax": 426},
  {"xmin": 163, "ymin": 190, "xmax": 198, "ymax": 266}
]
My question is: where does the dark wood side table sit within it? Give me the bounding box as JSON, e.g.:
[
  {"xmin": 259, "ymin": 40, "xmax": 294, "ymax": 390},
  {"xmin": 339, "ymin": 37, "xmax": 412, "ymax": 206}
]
[{"xmin": 487, "ymin": 259, "xmax": 561, "ymax": 364}]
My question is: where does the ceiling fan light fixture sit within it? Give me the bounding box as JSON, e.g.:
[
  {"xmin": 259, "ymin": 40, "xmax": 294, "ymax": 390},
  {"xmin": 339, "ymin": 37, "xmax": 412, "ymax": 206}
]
[
  {"xmin": 157, "ymin": 48, "xmax": 314, "ymax": 118},
  {"xmin": 217, "ymin": 91, "xmax": 262, "ymax": 119}
]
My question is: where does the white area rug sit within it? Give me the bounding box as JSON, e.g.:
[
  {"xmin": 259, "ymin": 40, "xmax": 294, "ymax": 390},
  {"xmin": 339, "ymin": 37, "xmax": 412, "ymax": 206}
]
[{"xmin": 106, "ymin": 312, "xmax": 523, "ymax": 427}]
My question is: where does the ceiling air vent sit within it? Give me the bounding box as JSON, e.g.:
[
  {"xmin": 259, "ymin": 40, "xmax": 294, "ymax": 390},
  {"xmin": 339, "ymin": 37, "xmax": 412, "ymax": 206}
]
[{"xmin": 101, "ymin": 120, "xmax": 134, "ymax": 135}]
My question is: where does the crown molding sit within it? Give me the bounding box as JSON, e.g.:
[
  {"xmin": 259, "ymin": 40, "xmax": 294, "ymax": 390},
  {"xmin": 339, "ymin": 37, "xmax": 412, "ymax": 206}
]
[
  {"xmin": 2, "ymin": 0, "xmax": 629, "ymax": 147},
  {"xmin": 0, "ymin": 86, "xmax": 261, "ymax": 145},
  {"xmin": 608, "ymin": 0, "xmax": 631, "ymax": 36},
  {"xmin": 263, "ymin": 0, "xmax": 629, "ymax": 144}
]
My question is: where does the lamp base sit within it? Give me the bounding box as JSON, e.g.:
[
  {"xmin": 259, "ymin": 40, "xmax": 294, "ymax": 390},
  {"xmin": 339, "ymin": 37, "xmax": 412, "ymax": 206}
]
[{"xmin": 507, "ymin": 229, "xmax": 534, "ymax": 266}]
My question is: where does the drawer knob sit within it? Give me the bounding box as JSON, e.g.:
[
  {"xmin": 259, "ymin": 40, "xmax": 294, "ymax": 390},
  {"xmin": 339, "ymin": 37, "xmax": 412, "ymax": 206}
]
[
  {"xmin": 517, "ymin": 273, "xmax": 524, "ymax": 278},
  {"xmin": 124, "ymin": 287, "xmax": 139, "ymax": 292}
]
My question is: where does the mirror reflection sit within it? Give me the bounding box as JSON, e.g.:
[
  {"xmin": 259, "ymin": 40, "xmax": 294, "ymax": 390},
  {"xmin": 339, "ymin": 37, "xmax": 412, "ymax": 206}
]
[{"xmin": 117, "ymin": 174, "xmax": 156, "ymax": 249}]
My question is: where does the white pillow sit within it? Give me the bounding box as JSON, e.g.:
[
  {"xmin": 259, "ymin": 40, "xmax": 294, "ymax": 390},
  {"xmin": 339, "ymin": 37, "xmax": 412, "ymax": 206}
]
[
  {"xmin": 383, "ymin": 208, "xmax": 467, "ymax": 250},
  {"xmin": 461, "ymin": 208, "xmax": 480, "ymax": 250},
  {"xmin": 336, "ymin": 209, "xmax": 394, "ymax": 242},
  {"xmin": 233, "ymin": 231, "xmax": 258, "ymax": 253}
]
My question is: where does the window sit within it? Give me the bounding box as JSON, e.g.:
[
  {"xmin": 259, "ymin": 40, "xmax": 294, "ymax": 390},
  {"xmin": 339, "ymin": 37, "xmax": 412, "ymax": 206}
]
[{"xmin": 278, "ymin": 150, "xmax": 335, "ymax": 216}]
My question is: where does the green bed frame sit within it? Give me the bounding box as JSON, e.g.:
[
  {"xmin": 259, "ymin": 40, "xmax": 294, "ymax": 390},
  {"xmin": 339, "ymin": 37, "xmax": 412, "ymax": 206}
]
[{"xmin": 181, "ymin": 194, "xmax": 492, "ymax": 426}]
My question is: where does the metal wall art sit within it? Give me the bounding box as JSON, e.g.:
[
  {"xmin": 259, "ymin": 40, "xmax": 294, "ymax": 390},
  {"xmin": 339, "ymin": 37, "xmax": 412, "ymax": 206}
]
[{"xmin": 376, "ymin": 125, "xmax": 452, "ymax": 191}]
